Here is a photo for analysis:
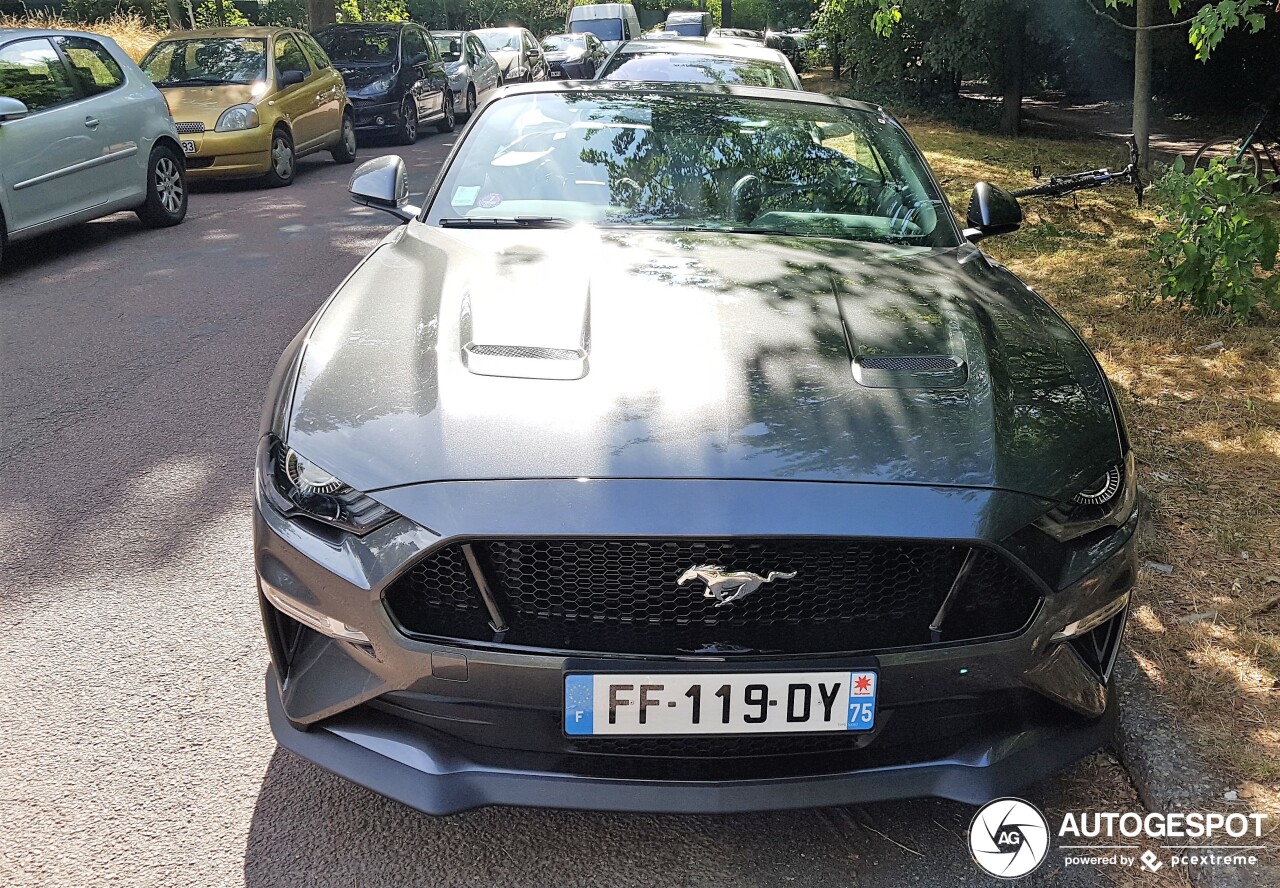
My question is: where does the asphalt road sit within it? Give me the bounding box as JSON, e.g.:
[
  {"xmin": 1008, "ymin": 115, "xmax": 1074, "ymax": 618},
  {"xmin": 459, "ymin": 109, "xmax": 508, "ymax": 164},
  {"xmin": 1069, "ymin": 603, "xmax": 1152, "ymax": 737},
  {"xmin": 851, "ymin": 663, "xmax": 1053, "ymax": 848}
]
[{"xmin": 0, "ymin": 132, "xmax": 1171, "ymax": 888}]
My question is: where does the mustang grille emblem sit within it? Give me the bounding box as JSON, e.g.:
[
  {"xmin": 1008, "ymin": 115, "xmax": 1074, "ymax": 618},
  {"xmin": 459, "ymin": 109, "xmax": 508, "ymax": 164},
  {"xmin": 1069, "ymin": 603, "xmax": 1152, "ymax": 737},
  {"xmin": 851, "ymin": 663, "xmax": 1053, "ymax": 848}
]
[{"xmin": 677, "ymin": 565, "xmax": 798, "ymax": 607}]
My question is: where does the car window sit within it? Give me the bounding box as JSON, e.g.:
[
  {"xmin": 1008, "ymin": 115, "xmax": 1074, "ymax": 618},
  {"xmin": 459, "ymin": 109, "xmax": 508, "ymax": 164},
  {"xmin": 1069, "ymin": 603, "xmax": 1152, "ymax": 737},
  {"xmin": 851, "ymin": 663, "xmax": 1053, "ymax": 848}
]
[
  {"xmin": 0, "ymin": 38, "xmax": 78, "ymax": 113},
  {"xmin": 467, "ymin": 37, "xmax": 487, "ymax": 62},
  {"xmin": 601, "ymin": 53, "xmax": 793, "ymax": 89},
  {"xmin": 55, "ymin": 36, "xmax": 125, "ymax": 97},
  {"xmin": 478, "ymin": 31, "xmax": 520, "ymax": 52},
  {"xmin": 275, "ymin": 35, "xmax": 312, "ymax": 79},
  {"xmin": 426, "ymin": 91, "xmax": 952, "ymax": 246},
  {"xmin": 403, "ymin": 28, "xmax": 429, "ymax": 63},
  {"xmin": 299, "ymin": 33, "xmax": 332, "ymax": 70},
  {"xmin": 569, "ymin": 19, "xmax": 623, "ymax": 43},
  {"xmin": 523, "ymin": 32, "xmax": 538, "ymax": 53},
  {"xmin": 141, "ymin": 38, "xmax": 267, "ymax": 86},
  {"xmin": 314, "ymin": 28, "xmax": 398, "ymax": 64}
]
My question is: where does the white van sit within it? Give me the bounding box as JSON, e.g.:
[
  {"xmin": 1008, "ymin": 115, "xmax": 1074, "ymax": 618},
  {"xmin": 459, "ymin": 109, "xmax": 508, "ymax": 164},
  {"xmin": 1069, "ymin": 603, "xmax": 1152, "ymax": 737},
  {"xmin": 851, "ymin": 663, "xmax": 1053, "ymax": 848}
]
[{"xmin": 566, "ymin": 3, "xmax": 643, "ymax": 52}]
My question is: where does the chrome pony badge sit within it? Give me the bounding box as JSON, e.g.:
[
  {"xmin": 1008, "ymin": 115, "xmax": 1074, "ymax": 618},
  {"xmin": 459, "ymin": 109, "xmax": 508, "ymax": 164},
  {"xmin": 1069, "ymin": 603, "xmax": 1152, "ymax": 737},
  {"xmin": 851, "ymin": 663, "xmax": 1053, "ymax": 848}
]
[{"xmin": 677, "ymin": 565, "xmax": 797, "ymax": 607}]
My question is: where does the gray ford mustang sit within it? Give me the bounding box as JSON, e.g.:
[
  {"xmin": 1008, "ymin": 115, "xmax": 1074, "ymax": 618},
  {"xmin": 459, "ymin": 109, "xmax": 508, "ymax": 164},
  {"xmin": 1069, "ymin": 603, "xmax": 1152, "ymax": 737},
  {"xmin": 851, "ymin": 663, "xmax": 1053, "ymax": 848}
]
[{"xmin": 256, "ymin": 81, "xmax": 1138, "ymax": 815}]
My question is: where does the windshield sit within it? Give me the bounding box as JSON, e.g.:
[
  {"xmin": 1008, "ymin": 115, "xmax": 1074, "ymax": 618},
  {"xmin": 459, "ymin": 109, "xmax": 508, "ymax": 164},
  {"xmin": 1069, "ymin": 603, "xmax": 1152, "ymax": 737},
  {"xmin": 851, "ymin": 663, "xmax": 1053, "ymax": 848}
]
[
  {"xmin": 141, "ymin": 38, "xmax": 267, "ymax": 86},
  {"xmin": 478, "ymin": 30, "xmax": 520, "ymax": 52},
  {"xmin": 601, "ymin": 53, "xmax": 795, "ymax": 89},
  {"xmin": 665, "ymin": 23, "xmax": 705, "ymax": 37},
  {"xmin": 433, "ymin": 35, "xmax": 462, "ymax": 62},
  {"xmin": 315, "ymin": 28, "xmax": 398, "ymax": 64},
  {"xmin": 542, "ymin": 35, "xmax": 584, "ymax": 52},
  {"xmin": 569, "ymin": 19, "xmax": 623, "ymax": 42},
  {"xmin": 425, "ymin": 91, "xmax": 955, "ymax": 246}
]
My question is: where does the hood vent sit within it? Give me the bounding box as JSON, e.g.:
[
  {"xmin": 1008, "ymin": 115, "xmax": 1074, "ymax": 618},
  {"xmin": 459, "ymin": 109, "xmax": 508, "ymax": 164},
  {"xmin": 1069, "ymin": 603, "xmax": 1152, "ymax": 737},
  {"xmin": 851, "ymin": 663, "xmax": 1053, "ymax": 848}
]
[
  {"xmin": 859, "ymin": 355, "xmax": 960, "ymax": 372},
  {"xmin": 852, "ymin": 353, "xmax": 968, "ymax": 389},
  {"xmin": 467, "ymin": 345, "xmax": 583, "ymax": 361}
]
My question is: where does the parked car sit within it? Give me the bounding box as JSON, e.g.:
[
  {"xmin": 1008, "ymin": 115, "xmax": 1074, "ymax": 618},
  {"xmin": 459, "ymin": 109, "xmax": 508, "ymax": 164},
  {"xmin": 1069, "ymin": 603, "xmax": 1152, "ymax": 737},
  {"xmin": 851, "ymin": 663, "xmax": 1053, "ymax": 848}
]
[
  {"xmin": 0, "ymin": 27, "xmax": 187, "ymax": 267},
  {"xmin": 707, "ymin": 27, "xmax": 764, "ymax": 43},
  {"xmin": 430, "ymin": 29, "xmax": 502, "ymax": 118},
  {"xmin": 314, "ymin": 22, "xmax": 454, "ymax": 145},
  {"xmin": 596, "ymin": 39, "xmax": 802, "ymax": 90},
  {"xmin": 540, "ymin": 33, "xmax": 607, "ymax": 80},
  {"xmin": 257, "ymin": 81, "xmax": 1137, "ymax": 817},
  {"xmin": 567, "ymin": 2, "xmax": 643, "ymax": 52},
  {"xmin": 765, "ymin": 31, "xmax": 805, "ymax": 73},
  {"xmin": 139, "ymin": 27, "xmax": 355, "ymax": 187},
  {"xmin": 663, "ymin": 10, "xmax": 712, "ymax": 37},
  {"xmin": 473, "ymin": 27, "xmax": 548, "ymax": 85}
]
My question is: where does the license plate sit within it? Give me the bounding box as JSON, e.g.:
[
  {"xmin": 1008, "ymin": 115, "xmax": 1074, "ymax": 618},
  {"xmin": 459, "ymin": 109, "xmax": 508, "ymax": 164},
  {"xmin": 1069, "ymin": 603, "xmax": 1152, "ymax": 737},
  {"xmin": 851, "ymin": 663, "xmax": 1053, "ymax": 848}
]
[
  {"xmin": 564, "ymin": 670, "xmax": 877, "ymax": 735},
  {"xmin": 180, "ymin": 140, "xmax": 197, "ymax": 155}
]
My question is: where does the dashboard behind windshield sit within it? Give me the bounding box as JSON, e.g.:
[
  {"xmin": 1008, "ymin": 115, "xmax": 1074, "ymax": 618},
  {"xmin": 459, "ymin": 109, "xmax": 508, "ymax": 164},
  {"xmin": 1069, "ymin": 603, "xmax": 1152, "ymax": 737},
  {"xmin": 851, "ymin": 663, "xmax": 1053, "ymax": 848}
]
[{"xmin": 425, "ymin": 91, "xmax": 957, "ymax": 247}]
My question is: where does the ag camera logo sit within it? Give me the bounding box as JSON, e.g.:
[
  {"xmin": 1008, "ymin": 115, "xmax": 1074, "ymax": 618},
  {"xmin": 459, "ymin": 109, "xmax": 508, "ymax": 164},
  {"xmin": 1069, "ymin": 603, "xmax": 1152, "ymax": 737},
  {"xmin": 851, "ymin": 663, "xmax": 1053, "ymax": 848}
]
[{"xmin": 968, "ymin": 797, "xmax": 1051, "ymax": 879}]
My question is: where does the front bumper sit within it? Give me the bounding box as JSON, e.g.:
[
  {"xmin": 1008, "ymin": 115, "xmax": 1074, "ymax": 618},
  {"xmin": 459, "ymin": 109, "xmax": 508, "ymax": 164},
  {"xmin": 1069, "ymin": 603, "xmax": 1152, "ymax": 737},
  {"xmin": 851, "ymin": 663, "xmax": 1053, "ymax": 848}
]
[
  {"xmin": 182, "ymin": 127, "xmax": 272, "ymax": 179},
  {"xmin": 256, "ymin": 477, "xmax": 1137, "ymax": 815},
  {"xmin": 268, "ymin": 669, "xmax": 1116, "ymax": 815},
  {"xmin": 349, "ymin": 99, "xmax": 401, "ymax": 132}
]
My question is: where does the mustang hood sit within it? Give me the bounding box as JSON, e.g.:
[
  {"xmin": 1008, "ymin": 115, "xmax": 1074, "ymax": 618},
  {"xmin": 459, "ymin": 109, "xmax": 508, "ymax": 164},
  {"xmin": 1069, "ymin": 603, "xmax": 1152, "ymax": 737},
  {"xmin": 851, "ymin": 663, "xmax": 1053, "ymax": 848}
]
[{"xmin": 283, "ymin": 228, "xmax": 1120, "ymax": 499}]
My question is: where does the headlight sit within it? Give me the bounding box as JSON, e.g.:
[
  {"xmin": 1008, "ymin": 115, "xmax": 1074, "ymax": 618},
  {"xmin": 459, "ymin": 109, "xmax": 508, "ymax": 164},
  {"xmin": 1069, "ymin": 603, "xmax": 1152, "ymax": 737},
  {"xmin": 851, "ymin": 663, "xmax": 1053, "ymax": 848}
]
[
  {"xmin": 257, "ymin": 437, "xmax": 396, "ymax": 536},
  {"xmin": 214, "ymin": 103, "xmax": 259, "ymax": 132},
  {"xmin": 356, "ymin": 76, "xmax": 396, "ymax": 97},
  {"xmin": 1036, "ymin": 451, "xmax": 1137, "ymax": 542}
]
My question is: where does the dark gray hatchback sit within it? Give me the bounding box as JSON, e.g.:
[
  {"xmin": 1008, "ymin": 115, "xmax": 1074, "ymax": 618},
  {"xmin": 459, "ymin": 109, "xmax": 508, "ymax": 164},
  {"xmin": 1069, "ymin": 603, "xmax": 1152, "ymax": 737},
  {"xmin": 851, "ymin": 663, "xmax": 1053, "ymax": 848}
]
[{"xmin": 255, "ymin": 82, "xmax": 1138, "ymax": 815}]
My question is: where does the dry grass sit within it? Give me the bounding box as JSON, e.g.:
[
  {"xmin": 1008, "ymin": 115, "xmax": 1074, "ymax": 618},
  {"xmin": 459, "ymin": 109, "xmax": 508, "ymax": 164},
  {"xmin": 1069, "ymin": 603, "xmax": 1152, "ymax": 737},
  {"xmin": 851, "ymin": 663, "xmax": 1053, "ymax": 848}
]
[
  {"xmin": 0, "ymin": 12, "xmax": 163, "ymax": 61},
  {"xmin": 911, "ymin": 116, "xmax": 1280, "ymax": 817},
  {"xmin": 804, "ymin": 69, "xmax": 1280, "ymax": 819}
]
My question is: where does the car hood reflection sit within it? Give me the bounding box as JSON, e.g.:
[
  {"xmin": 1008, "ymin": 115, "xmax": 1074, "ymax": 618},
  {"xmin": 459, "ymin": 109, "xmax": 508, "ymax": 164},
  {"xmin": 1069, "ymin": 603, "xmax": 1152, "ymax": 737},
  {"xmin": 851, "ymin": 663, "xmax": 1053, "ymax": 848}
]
[{"xmin": 284, "ymin": 226, "xmax": 1120, "ymax": 500}]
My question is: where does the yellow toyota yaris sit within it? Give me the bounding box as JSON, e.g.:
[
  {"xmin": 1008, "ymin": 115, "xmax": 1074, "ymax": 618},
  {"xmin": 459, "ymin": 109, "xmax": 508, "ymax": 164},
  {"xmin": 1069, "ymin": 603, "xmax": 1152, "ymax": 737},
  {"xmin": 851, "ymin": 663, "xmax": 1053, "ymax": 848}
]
[{"xmin": 140, "ymin": 27, "xmax": 356, "ymax": 186}]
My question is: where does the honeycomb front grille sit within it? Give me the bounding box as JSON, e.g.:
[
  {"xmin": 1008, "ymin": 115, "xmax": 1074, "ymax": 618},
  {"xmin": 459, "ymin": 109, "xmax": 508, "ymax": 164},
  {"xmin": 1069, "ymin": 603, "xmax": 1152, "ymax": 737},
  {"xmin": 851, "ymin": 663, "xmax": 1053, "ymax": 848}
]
[
  {"xmin": 174, "ymin": 121, "xmax": 205, "ymax": 134},
  {"xmin": 383, "ymin": 538, "xmax": 1042, "ymax": 655}
]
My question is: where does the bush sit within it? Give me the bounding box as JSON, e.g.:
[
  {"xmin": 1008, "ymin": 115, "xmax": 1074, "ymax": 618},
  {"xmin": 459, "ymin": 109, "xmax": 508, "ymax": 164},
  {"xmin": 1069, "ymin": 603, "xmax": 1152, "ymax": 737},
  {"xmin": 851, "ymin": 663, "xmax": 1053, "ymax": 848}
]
[{"xmin": 1150, "ymin": 156, "xmax": 1279, "ymax": 323}]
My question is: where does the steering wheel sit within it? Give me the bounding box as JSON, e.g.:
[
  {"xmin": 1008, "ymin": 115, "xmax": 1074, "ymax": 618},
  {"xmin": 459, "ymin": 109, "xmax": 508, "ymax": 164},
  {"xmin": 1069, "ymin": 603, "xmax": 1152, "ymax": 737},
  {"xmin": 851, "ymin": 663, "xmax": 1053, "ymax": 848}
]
[
  {"xmin": 729, "ymin": 174, "xmax": 764, "ymax": 223},
  {"xmin": 613, "ymin": 177, "xmax": 641, "ymax": 207}
]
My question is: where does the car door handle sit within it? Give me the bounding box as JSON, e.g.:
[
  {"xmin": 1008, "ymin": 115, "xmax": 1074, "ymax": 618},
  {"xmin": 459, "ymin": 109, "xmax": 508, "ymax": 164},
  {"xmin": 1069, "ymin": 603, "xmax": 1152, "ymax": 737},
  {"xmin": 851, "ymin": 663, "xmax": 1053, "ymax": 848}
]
[{"xmin": 84, "ymin": 116, "xmax": 100, "ymax": 128}]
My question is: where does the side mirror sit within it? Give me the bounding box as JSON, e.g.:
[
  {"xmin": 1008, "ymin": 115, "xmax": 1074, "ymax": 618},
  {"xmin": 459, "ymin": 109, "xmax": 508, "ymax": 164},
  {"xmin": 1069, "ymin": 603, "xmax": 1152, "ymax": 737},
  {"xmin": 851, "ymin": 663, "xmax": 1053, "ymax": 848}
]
[
  {"xmin": 963, "ymin": 181, "xmax": 1022, "ymax": 242},
  {"xmin": 279, "ymin": 69, "xmax": 306, "ymax": 88},
  {"xmin": 410, "ymin": 52, "xmax": 431, "ymax": 66},
  {"xmin": 0, "ymin": 96, "xmax": 29, "ymax": 123},
  {"xmin": 348, "ymin": 155, "xmax": 420, "ymax": 224}
]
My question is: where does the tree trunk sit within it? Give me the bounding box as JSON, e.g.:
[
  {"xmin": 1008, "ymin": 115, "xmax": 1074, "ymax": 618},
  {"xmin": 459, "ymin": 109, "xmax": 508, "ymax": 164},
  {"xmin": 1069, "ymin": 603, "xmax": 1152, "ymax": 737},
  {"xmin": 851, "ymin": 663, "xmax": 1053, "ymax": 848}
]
[
  {"xmin": 832, "ymin": 43, "xmax": 842, "ymax": 80},
  {"xmin": 308, "ymin": 0, "xmax": 338, "ymax": 29},
  {"xmin": 1000, "ymin": 8, "xmax": 1026, "ymax": 136},
  {"xmin": 722, "ymin": 0, "xmax": 732, "ymax": 29},
  {"xmin": 1132, "ymin": 0, "xmax": 1154, "ymax": 169},
  {"xmin": 165, "ymin": 0, "xmax": 185, "ymax": 29},
  {"xmin": 214, "ymin": 0, "xmax": 226, "ymax": 26}
]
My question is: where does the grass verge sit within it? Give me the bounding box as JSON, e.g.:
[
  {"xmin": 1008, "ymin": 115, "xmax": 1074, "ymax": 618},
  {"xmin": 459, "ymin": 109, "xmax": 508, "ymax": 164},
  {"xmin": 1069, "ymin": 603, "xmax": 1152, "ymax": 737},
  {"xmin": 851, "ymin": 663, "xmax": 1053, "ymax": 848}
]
[{"xmin": 849, "ymin": 93, "xmax": 1280, "ymax": 817}]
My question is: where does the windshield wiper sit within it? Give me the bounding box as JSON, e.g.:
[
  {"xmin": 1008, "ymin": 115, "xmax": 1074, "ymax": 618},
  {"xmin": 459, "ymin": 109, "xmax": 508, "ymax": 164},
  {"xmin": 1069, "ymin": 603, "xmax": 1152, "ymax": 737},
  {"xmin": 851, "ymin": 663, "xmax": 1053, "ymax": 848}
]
[{"xmin": 438, "ymin": 216, "xmax": 574, "ymax": 229}]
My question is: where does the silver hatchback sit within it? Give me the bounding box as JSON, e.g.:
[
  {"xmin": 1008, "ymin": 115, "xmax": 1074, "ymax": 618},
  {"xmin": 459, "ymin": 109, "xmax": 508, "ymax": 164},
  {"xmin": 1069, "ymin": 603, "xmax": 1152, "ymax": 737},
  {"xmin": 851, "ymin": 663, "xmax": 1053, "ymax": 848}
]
[{"xmin": 0, "ymin": 28, "xmax": 187, "ymax": 267}]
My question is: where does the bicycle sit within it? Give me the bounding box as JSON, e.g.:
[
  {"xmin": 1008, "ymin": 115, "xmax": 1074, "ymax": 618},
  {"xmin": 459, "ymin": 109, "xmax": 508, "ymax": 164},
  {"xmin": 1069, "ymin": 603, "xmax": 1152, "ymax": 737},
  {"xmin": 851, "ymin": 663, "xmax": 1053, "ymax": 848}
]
[
  {"xmin": 1013, "ymin": 138, "xmax": 1145, "ymax": 205},
  {"xmin": 1191, "ymin": 93, "xmax": 1280, "ymax": 187}
]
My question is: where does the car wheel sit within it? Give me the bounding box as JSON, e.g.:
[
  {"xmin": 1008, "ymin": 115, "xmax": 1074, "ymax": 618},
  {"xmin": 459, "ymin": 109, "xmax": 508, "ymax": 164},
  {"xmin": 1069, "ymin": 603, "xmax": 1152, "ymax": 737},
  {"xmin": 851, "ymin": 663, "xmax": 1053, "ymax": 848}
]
[
  {"xmin": 262, "ymin": 128, "xmax": 296, "ymax": 187},
  {"xmin": 136, "ymin": 144, "xmax": 188, "ymax": 228},
  {"xmin": 395, "ymin": 95, "xmax": 418, "ymax": 145},
  {"xmin": 464, "ymin": 85, "xmax": 477, "ymax": 119},
  {"xmin": 331, "ymin": 112, "xmax": 358, "ymax": 163},
  {"xmin": 435, "ymin": 93, "xmax": 456, "ymax": 134}
]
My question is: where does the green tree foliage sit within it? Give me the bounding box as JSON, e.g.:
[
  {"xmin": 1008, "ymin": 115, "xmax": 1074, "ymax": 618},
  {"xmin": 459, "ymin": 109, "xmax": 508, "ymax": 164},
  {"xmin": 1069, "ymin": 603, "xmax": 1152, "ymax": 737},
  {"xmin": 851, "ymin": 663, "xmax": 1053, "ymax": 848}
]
[{"xmin": 1150, "ymin": 157, "xmax": 1279, "ymax": 322}]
